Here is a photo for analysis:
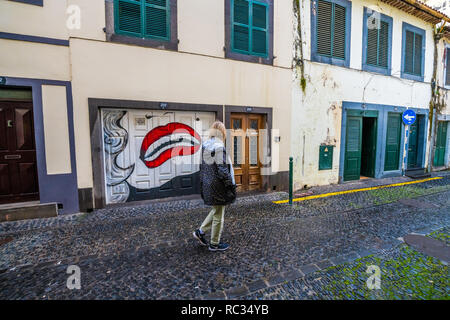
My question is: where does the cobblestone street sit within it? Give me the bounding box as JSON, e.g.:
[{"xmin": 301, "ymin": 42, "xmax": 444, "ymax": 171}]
[{"xmin": 0, "ymin": 174, "xmax": 449, "ymax": 300}]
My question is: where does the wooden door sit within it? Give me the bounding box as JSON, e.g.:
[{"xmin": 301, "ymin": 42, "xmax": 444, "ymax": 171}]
[
  {"xmin": 230, "ymin": 113, "xmax": 264, "ymax": 192},
  {"xmin": 407, "ymin": 121, "xmax": 419, "ymax": 168},
  {"xmin": 344, "ymin": 116, "xmax": 362, "ymax": 181},
  {"xmin": 434, "ymin": 121, "xmax": 448, "ymax": 167},
  {"xmin": 384, "ymin": 113, "xmax": 402, "ymax": 171},
  {"xmin": 0, "ymin": 102, "xmax": 39, "ymax": 204}
]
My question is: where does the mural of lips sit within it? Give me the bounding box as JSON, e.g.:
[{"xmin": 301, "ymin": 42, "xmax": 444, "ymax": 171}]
[{"xmin": 140, "ymin": 122, "xmax": 202, "ymax": 168}]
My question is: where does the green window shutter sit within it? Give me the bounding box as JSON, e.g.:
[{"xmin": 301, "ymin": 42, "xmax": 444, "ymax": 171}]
[
  {"xmin": 144, "ymin": 0, "xmax": 169, "ymax": 39},
  {"xmin": 117, "ymin": 0, "xmax": 142, "ymax": 35},
  {"xmin": 317, "ymin": 0, "xmax": 332, "ymax": 57},
  {"xmin": 446, "ymin": 48, "xmax": 450, "ymax": 86},
  {"xmin": 434, "ymin": 122, "xmax": 448, "ymax": 167},
  {"xmin": 251, "ymin": 2, "xmax": 268, "ymax": 55},
  {"xmin": 115, "ymin": 0, "xmax": 170, "ymax": 40},
  {"xmin": 413, "ymin": 33, "xmax": 423, "ymax": 75},
  {"xmin": 232, "ymin": 0, "xmax": 268, "ymax": 57},
  {"xmin": 366, "ymin": 19, "xmax": 388, "ymax": 68},
  {"xmin": 378, "ymin": 21, "xmax": 389, "ymax": 68},
  {"xmin": 232, "ymin": 0, "xmax": 250, "ymax": 52},
  {"xmin": 384, "ymin": 113, "xmax": 401, "ymax": 171},
  {"xmin": 316, "ymin": 0, "xmax": 346, "ymax": 60},
  {"xmin": 404, "ymin": 30, "xmax": 415, "ymax": 74},
  {"xmin": 332, "ymin": 4, "xmax": 346, "ymax": 59},
  {"xmin": 366, "ymin": 23, "xmax": 379, "ymax": 66}
]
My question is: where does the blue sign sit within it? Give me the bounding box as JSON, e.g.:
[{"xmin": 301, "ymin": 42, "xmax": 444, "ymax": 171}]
[{"xmin": 402, "ymin": 109, "xmax": 416, "ymax": 125}]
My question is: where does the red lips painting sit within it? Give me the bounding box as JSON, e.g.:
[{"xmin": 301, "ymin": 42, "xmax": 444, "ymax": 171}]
[{"xmin": 140, "ymin": 122, "xmax": 202, "ymax": 168}]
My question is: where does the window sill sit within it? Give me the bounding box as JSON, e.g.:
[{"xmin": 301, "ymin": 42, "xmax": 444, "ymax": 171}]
[
  {"xmin": 400, "ymin": 72, "xmax": 424, "ymax": 82},
  {"xmin": 225, "ymin": 49, "xmax": 273, "ymax": 66},
  {"xmin": 311, "ymin": 53, "xmax": 350, "ymax": 68},
  {"xmin": 362, "ymin": 64, "xmax": 391, "ymax": 76},
  {"xmin": 108, "ymin": 33, "xmax": 178, "ymax": 51}
]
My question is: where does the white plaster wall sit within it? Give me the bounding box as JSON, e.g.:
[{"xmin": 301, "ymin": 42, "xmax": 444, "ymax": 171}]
[{"xmin": 291, "ymin": 0, "xmax": 436, "ymax": 189}]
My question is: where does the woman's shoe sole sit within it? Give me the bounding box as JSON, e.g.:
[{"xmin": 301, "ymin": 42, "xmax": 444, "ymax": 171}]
[{"xmin": 193, "ymin": 231, "xmax": 207, "ymax": 246}]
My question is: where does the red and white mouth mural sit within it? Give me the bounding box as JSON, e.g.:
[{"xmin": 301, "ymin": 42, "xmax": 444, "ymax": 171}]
[
  {"xmin": 140, "ymin": 122, "xmax": 202, "ymax": 168},
  {"xmin": 102, "ymin": 110, "xmax": 209, "ymax": 205}
]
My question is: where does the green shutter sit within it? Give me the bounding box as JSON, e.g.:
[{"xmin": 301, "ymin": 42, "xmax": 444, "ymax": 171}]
[
  {"xmin": 366, "ymin": 22, "xmax": 379, "ymax": 66},
  {"xmin": 434, "ymin": 122, "xmax": 448, "ymax": 167},
  {"xmin": 332, "ymin": 4, "xmax": 346, "ymax": 59},
  {"xmin": 413, "ymin": 33, "xmax": 423, "ymax": 75},
  {"xmin": 384, "ymin": 113, "xmax": 402, "ymax": 171},
  {"xmin": 251, "ymin": 2, "xmax": 267, "ymax": 55},
  {"xmin": 378, "ymin": 21, "xmax": 389, "ymax": 68},
  {"xmin": 446, "ymin": 49, "xmax": 450, "ymax": 86},
  {"xmin": 117, "ymin": 0, "xmax": 142, "ymax": 35},
  {"xmin": 232, "ymin": 0, "xmax": 268, "ymax": 57},
  {"xmin": 115, "ymin": 0, "xmax": 169, "ymax": 40},
  {"xmin": 145, "ymin": 0, "xmax": 169, "ymax": 39},
  {"xmin": 317, "ymin": 0, "xmax": 332, "ymax": 57},
  {"xmin": 316, "ymin": 0, "xmax": 346, "ymax": 60},
  {"xmin": 344, "ymin": 116, "xmax": 362, "ymax": 181},
  {"xmin": 404, "ymin": 30, "xmax": 422, "ymax": 76},
  {"xmin": 404, "ymin": 30, "xmax": 415, "ymax": 74}
]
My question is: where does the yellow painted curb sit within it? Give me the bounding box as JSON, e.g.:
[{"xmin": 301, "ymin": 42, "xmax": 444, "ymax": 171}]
[{"xmin": 273, "ymin": 177, "xmax": 443, "ymax": 204}]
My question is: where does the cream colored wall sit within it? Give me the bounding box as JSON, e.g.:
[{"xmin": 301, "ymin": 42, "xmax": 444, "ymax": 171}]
[
  {"xmin": 0, "ymin": 38, "xmax": 71, "ymax": 80},
  {"xmin": 41, "ymin": 85, "xmax": 72, "ymax": 175},
  {"xmin": 70, "ymin": 39, "xmax": 292, "ymax": 188},
  {"xmin": 436, "ymin": 38, "xmax": 450, "ymax": 115},
  {"xmin": 1, "ymin": 0, "xmax": 294, "ymax": 190},
  {"xmin": 291, "ymin": 0, "xmax": 435, "ymax": 189}
]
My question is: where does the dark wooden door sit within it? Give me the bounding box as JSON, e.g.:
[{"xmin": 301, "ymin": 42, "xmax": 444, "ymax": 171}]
[
  {"xmin": 230, "ymin": 113, "xmax": 264, "ymax": 192},
  {"xmin": 344, "ymin": 116, "xmax": 362, "ymax": 181},
  {"xmin": 434, "ymin": 121, "xmax": 448, "ymax": 167},
  {"xmin": 407, "ymin": 121, "xmax": 419, "ymax": 168},
  {"xmin": 0, "ymin": 102, "xmax": 39, "ymax": 204}
]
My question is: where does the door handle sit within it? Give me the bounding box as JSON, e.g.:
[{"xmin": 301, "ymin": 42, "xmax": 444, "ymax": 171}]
[{"xmin": 7, "ymin": 120, "xmax": 13, "ymax": 128}]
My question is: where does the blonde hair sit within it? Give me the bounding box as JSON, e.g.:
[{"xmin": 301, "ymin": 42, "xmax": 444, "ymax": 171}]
[{"xmin": 209, "ymin": 121, "xmax": 227, "ymax": 141}]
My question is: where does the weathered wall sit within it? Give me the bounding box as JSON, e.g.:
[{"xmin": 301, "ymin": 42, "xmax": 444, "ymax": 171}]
[{"xmin": 291, "ymin": 0, "xmax": 435, "ymax": 189}]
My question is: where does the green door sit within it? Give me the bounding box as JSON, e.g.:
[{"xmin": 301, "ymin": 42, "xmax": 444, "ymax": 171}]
[
  {"xmin": 384, "ymin": 113, "xmax": 402, "ymax": 171},
  {"xmin": 407, "ymin": 121, "xmax": 419, "ymax": 168},
  {"xmin": 344, "ymin": 116, "xmax": 362, "ymax": 181},
  {"xmin": 434, "ymin": 122, "xmax": 448, "ymax": 167}
]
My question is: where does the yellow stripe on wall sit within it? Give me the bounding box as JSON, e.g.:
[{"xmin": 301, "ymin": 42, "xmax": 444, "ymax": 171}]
[{"xmin": 273, "ymin": 177, "xmax": 443, "ymax": 204}]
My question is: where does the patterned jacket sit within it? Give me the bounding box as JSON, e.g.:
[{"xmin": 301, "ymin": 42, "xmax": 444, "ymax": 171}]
[{"xmin": 199, "ymin": 137, "xmax": 236, "ymax": 206}]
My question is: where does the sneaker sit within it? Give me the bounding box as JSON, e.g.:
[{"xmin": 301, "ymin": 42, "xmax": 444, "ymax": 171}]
[
  {"xmin": 209, "ymin": 243, "xmax": 230, "ymax": 252},
  {"xmin": 193, "ymin": 229, "xmax": 207, "ymax": 246}
]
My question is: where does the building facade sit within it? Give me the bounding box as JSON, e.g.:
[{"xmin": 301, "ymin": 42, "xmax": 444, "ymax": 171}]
[
  {"xmin": 291, "ymin": 0, "xmax": 450, "ymax": 190},
  {"xmin": 0, "ymin": 0, "xmax": 293, "ymax": 213}
]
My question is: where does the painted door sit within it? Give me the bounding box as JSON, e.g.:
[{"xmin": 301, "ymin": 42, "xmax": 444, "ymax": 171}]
[
  {"xmin": 344, "ymin": 116, "xmax": 362, "ymax": 181},
  {"xmin": 407, "ymin": 121, "xmax": 419, "ymax": 168},
  {"xmin": 384, "ymin": 113, "xmax": 402, "ymax": 171},
  {"xmin": 230, "ymin": 113, "xmax": 264, "ymax": 192},
  {"xmin": 0, "ymin": 102, "xmax": 39, "ymax": 204},
  {"xmin": 434, "ymin": 121, "xmax": 448, "ymax": 167},
  {"xmin": 102, "ymin": 109, "xmax": 215, "ymax": 204}
]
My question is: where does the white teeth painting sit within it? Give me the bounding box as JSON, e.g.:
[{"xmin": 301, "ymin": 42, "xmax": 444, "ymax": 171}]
[{"xmin": 102, "ymin": 109, "xmax": 215, "ymax": 204}]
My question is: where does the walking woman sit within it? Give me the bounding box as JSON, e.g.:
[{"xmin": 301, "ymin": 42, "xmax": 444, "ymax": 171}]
[{"xmin": 193, "ymin": 121, "xmax": 236, "ymax": 251}]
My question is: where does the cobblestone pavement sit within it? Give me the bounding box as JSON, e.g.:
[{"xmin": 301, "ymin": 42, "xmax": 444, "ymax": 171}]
[{"xmin": 0, "ymin": 174, "xmax": 449, "ymax": 299}]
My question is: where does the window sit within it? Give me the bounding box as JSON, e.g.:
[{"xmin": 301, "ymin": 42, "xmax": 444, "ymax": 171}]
[
  {"xmin": 114, "ymin": 0, "xmax": 170, "ymax": 40},
  {"xmin": 311, "ymin": 0, "xmax": 351, "ymax": 67},
  {"xmin": 362, "ymin": 8, "xmax": 392, "ymax": 75},
  {"xmin": 231, "ymin": 0, "xmax": 268, "ymax": 57},
  {"xmin": 225, "ymin": 0, "xmax": 273, "ymax": 65},
  {"xmin": 444, "ymin": 47, "xmax": 450, "ymax": 87},
  {"xmin": 401, "ymin": 22, "xmax": 425, "ymax": 82}
]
